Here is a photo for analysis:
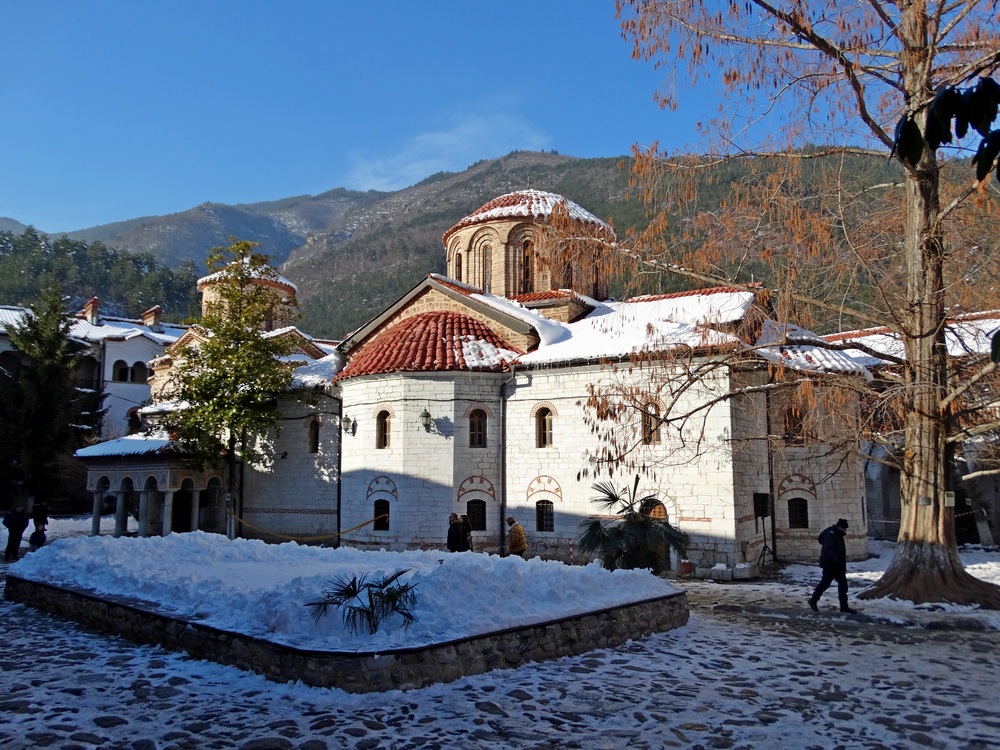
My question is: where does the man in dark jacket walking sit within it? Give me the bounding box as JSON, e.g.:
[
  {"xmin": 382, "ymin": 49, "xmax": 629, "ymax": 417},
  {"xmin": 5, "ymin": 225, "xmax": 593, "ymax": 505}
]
[
  {"xmin": 808, "ymin": 518, "xmax": 857, "ymax": 613},
  {"xmin": 3, "ymin": 504, "xmax": 30, "ymax": 562}
]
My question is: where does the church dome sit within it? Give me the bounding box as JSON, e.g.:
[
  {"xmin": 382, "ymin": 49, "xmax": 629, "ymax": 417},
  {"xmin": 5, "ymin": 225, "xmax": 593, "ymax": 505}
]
[
  {"xmin": 442, "ymin": 189, "xmax": 614, "ymax": 245},
  {"xmin": 336, "ymin": 311, "xmax": 522, "ymax": 381}
]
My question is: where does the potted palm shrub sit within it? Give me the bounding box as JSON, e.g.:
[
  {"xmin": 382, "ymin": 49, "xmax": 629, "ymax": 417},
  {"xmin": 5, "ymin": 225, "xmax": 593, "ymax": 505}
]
[{"xmin": 576, "ymin": 476, "xmax": 688, "ymax": 576}]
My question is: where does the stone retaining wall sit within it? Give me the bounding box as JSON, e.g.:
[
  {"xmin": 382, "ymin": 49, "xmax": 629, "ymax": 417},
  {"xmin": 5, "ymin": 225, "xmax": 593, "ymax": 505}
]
[{"xmin": 4, "ymin": 575, "xmax": 688, "ymax": 693}]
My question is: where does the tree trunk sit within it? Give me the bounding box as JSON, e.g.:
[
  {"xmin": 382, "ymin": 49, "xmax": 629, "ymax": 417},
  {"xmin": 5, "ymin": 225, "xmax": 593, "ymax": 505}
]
[{"xmin": 860, "ymin": 6, "xmax": 1000, "ymax": 607}]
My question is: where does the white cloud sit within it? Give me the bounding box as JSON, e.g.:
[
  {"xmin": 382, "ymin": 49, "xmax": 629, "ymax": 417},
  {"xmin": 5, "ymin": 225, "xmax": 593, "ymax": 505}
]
[{"xmin": 344, "ymin": 108, "xmax": 550, "ymax": 191}]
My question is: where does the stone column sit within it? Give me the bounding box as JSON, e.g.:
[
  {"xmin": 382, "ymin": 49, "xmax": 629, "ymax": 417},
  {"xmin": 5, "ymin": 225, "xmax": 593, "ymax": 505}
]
[
  {"xmin": 115, "ymin": 491, "xmax": 128, "ymax": 538},
  {"xmin": 162, "ymin": 490, "xmax": 174, "ymax": 535},
  {"xmin": 91, "ymin": 492, "xmax": 102, "ymax": 536},
  {"xmin": 138, "ymin": 491, "xmax": 150, "ymax": 537},
  {"xmin": 190, "ymin": 489, "xmax": 202, "ymax": 532}
]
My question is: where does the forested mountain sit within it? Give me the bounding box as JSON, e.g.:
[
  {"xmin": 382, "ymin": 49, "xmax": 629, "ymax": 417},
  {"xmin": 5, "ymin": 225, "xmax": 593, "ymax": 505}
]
[
  {"xmin": 0, "ymin": 229, "xmax": 200, "ymax": 320},
  {"xmin": 2, "ymin": 150, "xmax": 914, "ymax": 338}
]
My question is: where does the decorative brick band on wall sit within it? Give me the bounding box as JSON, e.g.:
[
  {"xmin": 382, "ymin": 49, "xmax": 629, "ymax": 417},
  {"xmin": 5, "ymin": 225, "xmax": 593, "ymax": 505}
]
[{"xmin": 4, "ymin": 575, "xmax": 688, "ymax": 693}]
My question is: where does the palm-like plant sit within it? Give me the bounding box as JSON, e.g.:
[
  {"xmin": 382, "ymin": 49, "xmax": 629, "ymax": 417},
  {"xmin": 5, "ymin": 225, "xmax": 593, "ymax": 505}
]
[
  {"xmin": 306, "ymin": 569, "xmax": 418, "ymax": 635},
  {"xmin": 577, "ymin": 477, "xmax": 688, "ymax": 575}
]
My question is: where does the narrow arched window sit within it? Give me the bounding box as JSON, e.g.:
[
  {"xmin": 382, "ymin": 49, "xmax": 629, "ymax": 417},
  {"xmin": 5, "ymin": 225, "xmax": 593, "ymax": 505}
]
[
  {"xmin": 307, "ymin": 418, "xmax": 320, "ymax": 453},
  {"xmin": 536, "ymin": 499, "xmax": 554, "ymax": 532},
  {"xmin": 373, "ymin": 499, "xmax": 390, "ymax": 530},
  {"xmin": 787, "ymin": 497, "xmax": 809, "ymax": 529},
  {"xmin": 113, "ymin": 360, "xmax": 129, "ymax": 382},
  {"xmin": 522, "ymin": 241, "xmax": 533, "ymax": 293},
  {"xmin": 455, "ymin": 253, "xmax": 463, "ymax": 283},
  {"xmin": 641, "ymin": 403, "xmax": 661, "ymax": 445},
  {"xmin": 482, "ymin": 245, "xmax": 491, "ymax": 292},
  {"xmin": 784, "ymin": 402, "xmax": 805, "ymax": 444},
  {"xmin": 536, "ymin": 408, "xmax": 553, "ymax": 448},
  {"xmin": 469, "ymin": 409, "xmax": 487, "ymax": 448},
  {"xmin": 131, "ymin": 362, "xmax": 148, "ymax": 384},
  {"xmin": 466, "ymin": 499, "xmax": 487, "ymax": 531},
  {"xmin": 376, "ymin": 410, "xmax": 391, "ymax": 449}
]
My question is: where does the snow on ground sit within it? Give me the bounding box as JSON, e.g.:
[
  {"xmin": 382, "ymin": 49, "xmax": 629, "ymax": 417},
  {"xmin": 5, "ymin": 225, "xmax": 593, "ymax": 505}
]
[
  {"xmin": 7, "ymin": 520, "xmax": 677, "ymax": 651},
  {"xmin": 7, "ymin": 516, "xmax": 1000, "ymax": 654}
]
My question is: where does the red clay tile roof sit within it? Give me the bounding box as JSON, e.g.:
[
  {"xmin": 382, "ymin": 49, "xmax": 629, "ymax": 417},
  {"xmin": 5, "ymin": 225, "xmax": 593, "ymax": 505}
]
[
  {"xmin": 336, "ymin": 311, "xmax": 522, "ymax": 381},
  {"xmin": 442, "ymin": 190, "xmax": 614, "ymax": 245},
  {"xmin": 623, "ymin": 284, "xmax": 762, "ymax": 304},
  {"xmin": 512, "ymin": 290, "xmax": 576, "ymax": 304}
]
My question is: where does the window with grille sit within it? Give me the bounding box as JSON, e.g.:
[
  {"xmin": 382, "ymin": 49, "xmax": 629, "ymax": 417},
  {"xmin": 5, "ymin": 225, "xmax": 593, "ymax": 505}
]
[
  {"xmin": 466, "ymin": 499, "xmax": 487, "ymax": 531},
  {"xmin": 536, "ymin": 499, "xmax": 554, "ymax": 532},
  {"xmin": 787, "ymin": 497, "xmax": 809, "ymax": 529},
  {"xmin": 373, "ymin": 499, "xmax": 390, "ymax": 530}
]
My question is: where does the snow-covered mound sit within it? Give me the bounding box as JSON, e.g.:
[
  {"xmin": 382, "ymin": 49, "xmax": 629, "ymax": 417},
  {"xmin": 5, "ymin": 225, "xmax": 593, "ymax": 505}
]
[{"xmin": 10, "ymin": 531, "xmax": 678, "ymax": 652}]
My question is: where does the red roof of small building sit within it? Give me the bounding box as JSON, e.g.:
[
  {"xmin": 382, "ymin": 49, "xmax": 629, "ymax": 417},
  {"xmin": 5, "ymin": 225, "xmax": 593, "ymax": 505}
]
[{"xmin": 336, "ymin": 311, "xmax": 522, "ymax": 381}]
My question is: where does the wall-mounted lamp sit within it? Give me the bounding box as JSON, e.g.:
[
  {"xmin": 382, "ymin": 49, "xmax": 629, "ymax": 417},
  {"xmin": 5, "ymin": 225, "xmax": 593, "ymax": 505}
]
[
  {"xmin": 420, "ymin": 409, "xmax": 432, "ymax": 432},
  {"xmin": 342, "ymin": 416, "xmax": 354, "ymax": 434}
]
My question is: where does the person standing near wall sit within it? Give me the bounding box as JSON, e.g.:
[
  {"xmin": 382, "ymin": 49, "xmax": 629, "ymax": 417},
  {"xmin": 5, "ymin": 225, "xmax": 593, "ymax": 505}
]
[
  {"xmin": 507, "ymin": 516, "xmax": 527, "ymax": 558},
  {"xmin": 3, "ymin": 504, "xmax": 30, "ymax": 562},
  {"xmin": 446, "ymin": 513, "xmax": 463, "ymax": 552}
]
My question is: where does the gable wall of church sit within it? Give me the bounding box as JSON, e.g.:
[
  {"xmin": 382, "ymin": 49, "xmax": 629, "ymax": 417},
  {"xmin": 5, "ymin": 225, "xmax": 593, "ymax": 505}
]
[{"xmin": 339, "ymin": 372, "xmax": 506, "ymax": 553}]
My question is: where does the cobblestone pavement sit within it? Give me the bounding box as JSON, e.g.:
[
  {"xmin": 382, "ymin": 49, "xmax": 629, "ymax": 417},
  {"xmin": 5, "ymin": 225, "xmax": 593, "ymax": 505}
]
[{"xmin": 2, "ymin": 564, "xmax": 999, "ymax": 750}]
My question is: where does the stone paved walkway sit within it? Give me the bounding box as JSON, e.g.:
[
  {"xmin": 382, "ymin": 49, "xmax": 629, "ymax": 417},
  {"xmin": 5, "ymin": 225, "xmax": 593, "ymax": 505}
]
[{"xmin": 2, "ymin": 563, "xmax": 998, "ymax": 750}]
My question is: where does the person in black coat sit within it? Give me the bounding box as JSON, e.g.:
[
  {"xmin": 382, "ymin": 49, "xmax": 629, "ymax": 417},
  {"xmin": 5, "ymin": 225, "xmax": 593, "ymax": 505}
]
[
  {"xmin": 3, "ymin": 504, "xmax": 30, "ymax": 562},
  {"xmin": 808, "ymin": 518, "xmax": 857, "ymax": 613},
  {"xmin": 446, "ymin": 513, "xmax": 464, "ymax": 552}
]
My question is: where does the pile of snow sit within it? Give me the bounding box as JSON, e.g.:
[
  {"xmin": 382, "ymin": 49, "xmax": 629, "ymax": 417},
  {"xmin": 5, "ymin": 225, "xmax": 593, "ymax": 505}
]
[{"xmin": 8, "ymin": 529, "xmax": 677, "ymax": 652}]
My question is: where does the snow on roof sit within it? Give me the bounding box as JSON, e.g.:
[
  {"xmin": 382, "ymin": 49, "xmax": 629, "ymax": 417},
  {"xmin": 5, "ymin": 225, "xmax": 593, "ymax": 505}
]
[
  {"xmin": 292, "ymin": 352, "xmax": 344, "ymax": 387},
  {"xmin": 825, "ymin": 312, "xmax": 1000, "ymax": 368},
  {"xmin": 197, "ymin": 262, "xmax": 298, "ymax": 294},
  {"xmin": 443, "ymin": 189, "xmax": 615, "ymax": 245},
  {"xmin": 1, "ymin": 305, "xmax": 188, "ymax": 346},
  {"xmin": 74, "ymin": 431, "xmax": 178, "ymax": 458},
  {"xmin": 754, "ymin": 320, "xmax": 873, "ymax": 379}
]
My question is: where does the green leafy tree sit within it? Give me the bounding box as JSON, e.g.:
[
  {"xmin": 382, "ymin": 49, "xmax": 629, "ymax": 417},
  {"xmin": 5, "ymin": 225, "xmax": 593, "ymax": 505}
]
[
  {"xmin": 577, "ymin": 477, "xmax": 688, "ymax": 576},
  {"xmin": 0, "ymin": 280, "xmax": 103, "ymax": 504},
  {"xmin": 158, "ymin": 240, "xmax": 297, "ymax": 508}
]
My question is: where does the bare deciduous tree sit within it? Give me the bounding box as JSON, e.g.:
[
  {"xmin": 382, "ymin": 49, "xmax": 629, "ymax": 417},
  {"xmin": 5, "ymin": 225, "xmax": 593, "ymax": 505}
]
[{"xmin": 609, "ymin": 0, "xmax": 1000, "ymax": 606}]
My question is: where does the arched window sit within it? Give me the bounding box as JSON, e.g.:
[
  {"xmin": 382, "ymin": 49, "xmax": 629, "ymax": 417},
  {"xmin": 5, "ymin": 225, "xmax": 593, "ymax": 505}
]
[
  {"xmin": 641, "ymin": 403, "xmax": 661, "ymax": 445},
  {"xmin": 307, "ymin": 418, "xmax": 320, "ymax": 453},
  {"xmin": 787, "ymin": 497, "xmax": 810, "ymax": 529},
  {"xmin": 640, "ymin": 498, "xmax": 668, "ymax": 520},
  {"xmin": 536, "ymin": 499, "xmax": 554, "ymax": 532},
  {"xmin": 466, "ymin": 499, "xmax": 487, "ymax": 531},
  {"xmin": 522, "ymin": 241, "xmax": 533, "ymax": 293},
  {"xmin": 469, "ymin": 409, "xmax": 487, "ymax": 448},
  {"xmin": 455, "ymin": 253, "xmax": 463, "ymax": 282},
  {"xmin": 482, "ymin": 245, "xmax": 491, "ymax": 292},
  {"xmin": 113, "ymin": 360, "xmax": 130, "ymax": 382},
  {"xmin": 373, "ymin": 499, "xmax": 390, "ymax": 530},
  {"xmin": 376, "ymin": 410, "xmax": 391, "ymax": 449},
  {"xmin": 536, "ymin": 407, "xmax": 553, "ymax": 448},
  {"xmin": 784, "ymin": 402, "xmax": 805, "ymax": 444},
  {"xmin": 131, "ymin": 362, "xmax": 148, "ymax": 384}
]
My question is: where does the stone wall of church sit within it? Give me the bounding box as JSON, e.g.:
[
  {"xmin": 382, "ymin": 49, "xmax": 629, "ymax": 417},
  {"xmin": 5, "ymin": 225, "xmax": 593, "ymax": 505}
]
[
  {"xmin": 239, "ymin": 394, "xmax": 341, "ymax": 542},
  {"xmin": 338, "ymin": 372, "xmax": 506, "ymax": 553},
  {"xmin": 503, "ymin": 363, "xmax": 740, "ymax": 567}
]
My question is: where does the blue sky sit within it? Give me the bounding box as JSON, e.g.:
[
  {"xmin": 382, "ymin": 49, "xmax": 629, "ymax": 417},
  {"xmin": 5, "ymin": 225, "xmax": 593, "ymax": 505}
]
[{"xmin": 1, "ymin": 1, "xmax": 718, "ymax": 232}]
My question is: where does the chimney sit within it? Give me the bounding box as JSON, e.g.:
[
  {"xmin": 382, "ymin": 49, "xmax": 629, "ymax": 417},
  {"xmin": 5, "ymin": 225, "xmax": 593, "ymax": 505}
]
[
  {"xmin": 81, "ymin": 297, "xmax": 100, "ymax": 325},
  {"xmin": 141, "ymin": 305, "xmax": 162, "ymax": 332}
]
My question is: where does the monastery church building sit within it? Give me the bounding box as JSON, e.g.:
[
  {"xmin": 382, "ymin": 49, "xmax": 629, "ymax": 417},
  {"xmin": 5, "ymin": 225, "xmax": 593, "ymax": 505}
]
[{"xmin": 77, "ymin": 190, "xmax": 870, "ymax": 570}]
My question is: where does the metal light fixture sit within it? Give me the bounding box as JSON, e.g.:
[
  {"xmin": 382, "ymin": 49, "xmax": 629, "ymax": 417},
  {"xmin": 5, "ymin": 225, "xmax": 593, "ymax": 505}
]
[
  {"xmin": 420, "ymin": 409, "xmax": 432, "ymax": 432},
  {"xmin": 342, "ymin": 416, "xmax": 353, "ymax": 434}
]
